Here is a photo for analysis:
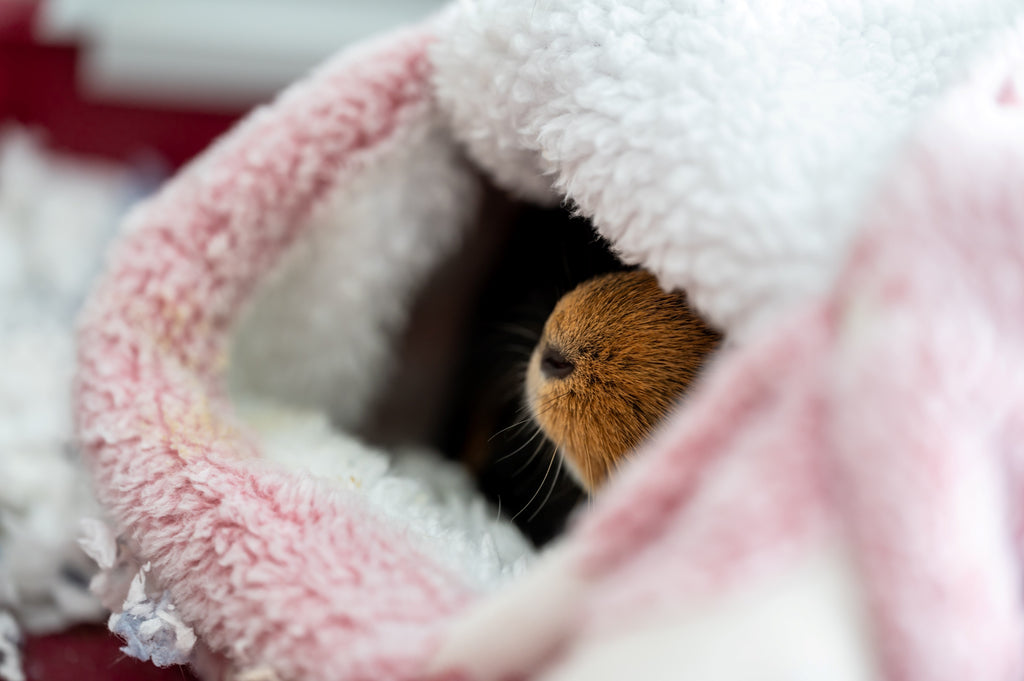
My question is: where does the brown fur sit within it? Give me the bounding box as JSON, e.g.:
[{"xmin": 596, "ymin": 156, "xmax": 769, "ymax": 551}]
[{"xmin": 525, "ymin": 270, "xmax": 722, "ymax": 492}]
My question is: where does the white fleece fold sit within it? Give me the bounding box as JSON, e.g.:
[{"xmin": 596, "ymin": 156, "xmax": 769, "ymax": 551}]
[{"xmin": 433, "ymin": 0, "xmax": 1021, "ymax": 339}]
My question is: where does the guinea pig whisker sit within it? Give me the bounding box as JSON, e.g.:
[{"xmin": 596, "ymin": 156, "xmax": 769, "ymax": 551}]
[
  {"xmin": 529, "ymin": 401, "xmax": 565, "ymax": 422},
  {"xmin": 498, "ymin": 342, "xmax": 537, "ymax": 358},
  {"xmin": 496, "ymin": 322, "xmax": 542, "ymax": 342},
  {"xmin": 507, "ymin": 385, "xmax": 573, "ymax": 428},
  {"xmin": 512, "ymin": 432, "xmax": 549, "ymax": 477},
  {"xmin": 530, "ymin": 389, "xmax": 573, "ymax": 418},
  {"xmin": 488, "ymin": 413, "xmax": 538, "ymax": 443},
  {"xmin": 501, "ymin": 391, "xmax": 565, "ymax": 439},
  {"xmin": 527, "ymin": 448, "xmax": 564, "ymax": 523},
  {"xmin": 512, "ymin": 445, "xmax": 559, "ymax": 522},
  {"xmin": 494, "ymin": 424, "xmax": 547, "ymax": 463},
  {"xmin": 583, "ymin": 446, "xmax": 594, "ymax": 494}
]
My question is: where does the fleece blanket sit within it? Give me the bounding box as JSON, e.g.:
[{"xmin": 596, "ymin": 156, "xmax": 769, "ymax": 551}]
[{"xmin": 73, "ymin": 2, "xmax": 1024, "ymax": 680}]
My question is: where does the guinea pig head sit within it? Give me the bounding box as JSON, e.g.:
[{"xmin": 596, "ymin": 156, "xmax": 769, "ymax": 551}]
[{"xmin": 525, "ymin": 270, "xmax": 721, "ymax": 492}]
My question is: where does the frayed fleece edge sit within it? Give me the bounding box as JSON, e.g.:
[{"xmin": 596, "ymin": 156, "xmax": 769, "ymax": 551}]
[{"xmin": 108, "ymin": 568, "xmax": 197, "ymax": 668}]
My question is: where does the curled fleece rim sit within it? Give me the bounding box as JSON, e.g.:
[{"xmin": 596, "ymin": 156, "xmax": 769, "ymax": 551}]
[{"xmin": 73, "ymin": 24, "xmax": 475, "ymax": 681}]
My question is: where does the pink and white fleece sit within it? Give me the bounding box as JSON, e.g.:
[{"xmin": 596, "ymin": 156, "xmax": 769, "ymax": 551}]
[
  {"xmin": 74, "ymin": 2, "xmax": 1024, "ymax": 680},
  {"xmin": 75, "ymin": 26, "xmax": 477, "ymax": 681}
]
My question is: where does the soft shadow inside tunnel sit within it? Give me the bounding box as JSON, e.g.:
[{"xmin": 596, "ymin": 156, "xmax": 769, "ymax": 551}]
[{"xmin": 359, "ymin": 192, "xmax": 629, "ymax": 547}]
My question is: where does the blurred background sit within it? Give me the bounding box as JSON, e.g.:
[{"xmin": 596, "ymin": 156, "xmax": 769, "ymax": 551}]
[
  {"xmin": 1, "ymin": 0, "xmax": 445, "ymax": 165},
  {"xmin": 0, "ymin": 2, "xmax": 443, "ymax": 679}
]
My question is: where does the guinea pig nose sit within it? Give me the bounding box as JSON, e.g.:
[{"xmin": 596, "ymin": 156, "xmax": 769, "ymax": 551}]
[{"xmin": 540, "ymin": 346, "xmax": 574, "ymax": 379}]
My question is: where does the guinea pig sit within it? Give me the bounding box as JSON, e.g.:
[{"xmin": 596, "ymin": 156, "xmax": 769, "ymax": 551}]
[{"xmin": 525, "ymin": 270, "xmax": 722, "ymax": 492}]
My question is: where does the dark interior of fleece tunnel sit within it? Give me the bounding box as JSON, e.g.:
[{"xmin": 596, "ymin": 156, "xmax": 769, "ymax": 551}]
[
  {"xmin": 443, "ymin": 203, "xmax": 633, "ymax": 546},
  {"xmin": 360, "ymin": 194, "xmax": 632, "ymax": 548}
]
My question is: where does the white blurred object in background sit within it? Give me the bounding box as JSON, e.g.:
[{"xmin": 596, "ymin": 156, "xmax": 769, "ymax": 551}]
[
  {"xmin": 0, "ymin": 127, "xmax": 145, "ymax": 633},
  {"xmin": 36, "ymin": 0, "xmax": 448, "ymax": 109}
]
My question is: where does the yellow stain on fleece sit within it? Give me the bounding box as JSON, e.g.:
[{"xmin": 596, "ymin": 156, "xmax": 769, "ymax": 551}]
[
  {"xmin": 132, "ymin": 382, "xmax": 250, "ymax": 463},
  {"xmin": 163, "ymin": 395, "xmax": 243, "ymax": 461}
]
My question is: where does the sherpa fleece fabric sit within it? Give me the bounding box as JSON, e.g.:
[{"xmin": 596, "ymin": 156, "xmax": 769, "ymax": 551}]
[{"xmin": 74, "ymin": 1, "xmax": 1024, "ymax": 680}]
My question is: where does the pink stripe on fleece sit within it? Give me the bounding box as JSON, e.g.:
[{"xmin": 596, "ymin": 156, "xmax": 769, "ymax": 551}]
[
  {"xmin": 75, "ymin": 24, "xmax": 475, "ymax": 680},
  {"xmin": 820, "ymin": 68, "xmax": 1024, "ymax": 681},
  {"xmin": 574, "ymin": 306, "xmax": 835, "ymax": 586}
]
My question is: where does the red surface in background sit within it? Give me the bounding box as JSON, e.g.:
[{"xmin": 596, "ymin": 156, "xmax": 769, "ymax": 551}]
[
  {"xmin": 23, "ymin": 625, "xmax": 199, "ymax": 681},
  {"xmin": 0, "ymin": 0, "xmax": 246, "ymax": 168}
]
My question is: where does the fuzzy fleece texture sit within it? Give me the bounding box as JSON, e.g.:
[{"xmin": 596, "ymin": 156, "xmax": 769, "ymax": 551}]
[
  {"xmin": 75, "ymin": 24, "xmax": 531, "ymax": 680},
  {"xmin": 73, "ymin": 2, "xmax": 1024, "ymax": 681},
  {"xmin": 439, "ymin": 35, "xmax": 1024, "ymax": 679},
  {"xmin": 432, "ymin": 0, "xmax": 1021, "ymax": 339}
]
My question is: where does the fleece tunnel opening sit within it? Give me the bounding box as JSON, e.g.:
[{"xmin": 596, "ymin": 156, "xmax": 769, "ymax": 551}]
[{"xmin": 357, "ymin": 193, "xmax": 632, "ymax": 546}]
